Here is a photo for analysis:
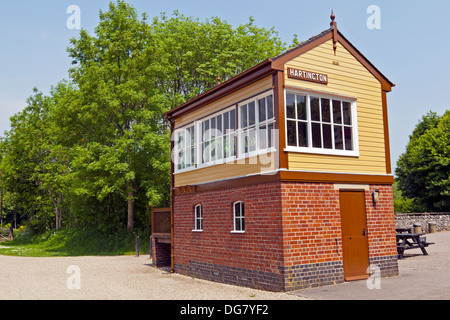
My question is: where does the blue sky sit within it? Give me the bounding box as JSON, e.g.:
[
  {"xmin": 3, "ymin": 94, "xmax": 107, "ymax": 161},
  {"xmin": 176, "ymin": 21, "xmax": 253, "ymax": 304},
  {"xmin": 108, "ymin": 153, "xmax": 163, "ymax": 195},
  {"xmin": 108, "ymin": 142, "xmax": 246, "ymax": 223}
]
[{"xmin": 0, "ymin": 0, "xmax": 449, "ymax": 172}]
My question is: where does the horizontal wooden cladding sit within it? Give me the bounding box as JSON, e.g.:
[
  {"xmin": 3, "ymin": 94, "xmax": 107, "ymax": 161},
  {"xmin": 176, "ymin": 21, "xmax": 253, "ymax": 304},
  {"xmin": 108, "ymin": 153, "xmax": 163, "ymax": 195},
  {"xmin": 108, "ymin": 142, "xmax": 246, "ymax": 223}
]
[
  {"xmin": 173, "ymin": 170, "xmax": 394, "ymax": 193},
  {"xmin": 175, "ymin": 76, "xmax": 273, "ymax": 128},
  {"xmin": 283, "ymin": 38, "xmax": 388, "ymax": 175},
  {"xmin": 279, "ymin": 170, "xmax": 394, "ymax": 185},
  {"xmin": 174, "ymin": 153, "xmax": 277, "ymax": 187}
]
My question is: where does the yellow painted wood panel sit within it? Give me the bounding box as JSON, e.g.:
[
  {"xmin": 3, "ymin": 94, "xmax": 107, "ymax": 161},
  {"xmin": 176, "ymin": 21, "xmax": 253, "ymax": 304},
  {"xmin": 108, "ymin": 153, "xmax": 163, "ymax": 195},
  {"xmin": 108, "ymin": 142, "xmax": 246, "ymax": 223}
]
[
  {"xmin": 285, "ymin": 39, "xmax": 387, "ymax": 175},
  {"xmin": 175, "ymin": 153, "xmax": 277, "ymax": 187},
  {"xmin": 175, "ymin": 76, "xmax": 273, "ymax": 128}
]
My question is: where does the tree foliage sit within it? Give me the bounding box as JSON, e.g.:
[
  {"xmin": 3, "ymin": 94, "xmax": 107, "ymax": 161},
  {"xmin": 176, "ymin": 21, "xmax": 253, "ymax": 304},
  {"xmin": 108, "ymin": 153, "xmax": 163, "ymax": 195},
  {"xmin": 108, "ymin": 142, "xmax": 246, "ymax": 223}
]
[
  {"xmin": 0, "ymin": 1, "xmax": 289, "ymax": 233},
  {"xmin": 395, "ymin": 110, "xmax": 450, "ymax": 212}
]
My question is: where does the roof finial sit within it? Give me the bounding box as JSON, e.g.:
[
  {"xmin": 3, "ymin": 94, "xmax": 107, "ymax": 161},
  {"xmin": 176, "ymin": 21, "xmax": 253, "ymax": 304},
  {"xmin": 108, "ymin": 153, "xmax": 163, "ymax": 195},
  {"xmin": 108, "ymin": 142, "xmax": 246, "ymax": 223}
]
[
  {"xmin": 330, "ymin": 10, "xmax": 338, "ymax": 55},
  {"xmin": 217, "ymin": 75, "xmax": 222, "ymax": 85}
]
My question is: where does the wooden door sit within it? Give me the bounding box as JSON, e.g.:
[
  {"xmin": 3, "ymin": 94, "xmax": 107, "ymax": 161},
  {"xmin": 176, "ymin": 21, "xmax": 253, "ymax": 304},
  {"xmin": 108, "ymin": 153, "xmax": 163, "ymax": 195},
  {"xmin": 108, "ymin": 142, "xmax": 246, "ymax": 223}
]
[{"xmin": 339, "ymin": 190, "xmax": 369, "ymax": 281}]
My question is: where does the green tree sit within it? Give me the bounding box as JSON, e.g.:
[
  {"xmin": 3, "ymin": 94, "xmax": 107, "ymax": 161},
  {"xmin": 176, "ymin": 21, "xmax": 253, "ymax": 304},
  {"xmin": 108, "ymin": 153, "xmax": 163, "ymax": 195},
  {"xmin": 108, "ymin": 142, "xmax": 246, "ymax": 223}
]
[
  {"xmin": 0, "ymin": 0, "xmax": 292, "ymax": 233},
  {"xmin": 396, "ymin": 110, "xmax": 450, "ymax": 212}
]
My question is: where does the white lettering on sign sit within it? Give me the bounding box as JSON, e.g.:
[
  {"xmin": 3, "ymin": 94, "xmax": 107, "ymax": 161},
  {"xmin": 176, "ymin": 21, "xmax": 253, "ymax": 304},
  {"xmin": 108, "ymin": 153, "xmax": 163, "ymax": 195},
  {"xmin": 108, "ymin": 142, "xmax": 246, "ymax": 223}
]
[{"xmin": 287, "ymin": 67, "xmax": 328, "ymax": 85}]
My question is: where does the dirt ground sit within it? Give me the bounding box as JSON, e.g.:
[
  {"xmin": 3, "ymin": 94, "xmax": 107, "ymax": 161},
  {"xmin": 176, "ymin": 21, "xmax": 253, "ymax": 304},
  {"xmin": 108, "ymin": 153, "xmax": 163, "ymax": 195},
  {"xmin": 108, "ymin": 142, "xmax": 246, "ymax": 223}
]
[{"xmin": 0, "ymin": 254, "xmax": 306, "ymax": 300}]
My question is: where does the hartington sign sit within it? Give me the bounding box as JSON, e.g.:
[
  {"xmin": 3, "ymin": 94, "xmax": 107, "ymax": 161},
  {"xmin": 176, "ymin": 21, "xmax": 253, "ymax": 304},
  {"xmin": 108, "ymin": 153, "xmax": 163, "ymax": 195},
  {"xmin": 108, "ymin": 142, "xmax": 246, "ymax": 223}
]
[{"xmin": 287, "ymin": 67, "xmax": 328, "ymax": 85}]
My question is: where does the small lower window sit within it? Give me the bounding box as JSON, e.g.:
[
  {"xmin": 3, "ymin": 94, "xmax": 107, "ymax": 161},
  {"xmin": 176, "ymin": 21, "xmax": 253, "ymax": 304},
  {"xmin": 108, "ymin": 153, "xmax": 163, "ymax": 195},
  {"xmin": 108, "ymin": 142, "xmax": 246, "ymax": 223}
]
[
  {"xmin": 233, "ymin": 201, "xmax": 245, "ymax": 232},
  {"xmin": 194, "ymin": 205, "xmax": 203, "ymax": 231}
]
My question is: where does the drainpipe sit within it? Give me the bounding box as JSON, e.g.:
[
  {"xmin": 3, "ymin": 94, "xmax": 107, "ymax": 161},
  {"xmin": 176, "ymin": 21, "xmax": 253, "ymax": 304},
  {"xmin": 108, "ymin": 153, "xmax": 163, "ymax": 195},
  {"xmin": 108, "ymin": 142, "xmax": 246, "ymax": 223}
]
[{"xmin": 169, "ymin": 118, "xmax": 175, "ymax": 273}]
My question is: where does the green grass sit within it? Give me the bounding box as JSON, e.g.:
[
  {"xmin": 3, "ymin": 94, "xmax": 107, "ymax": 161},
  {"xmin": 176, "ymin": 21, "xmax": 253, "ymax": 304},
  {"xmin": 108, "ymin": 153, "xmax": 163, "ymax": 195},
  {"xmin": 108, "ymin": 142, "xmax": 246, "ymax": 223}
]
[{"xmin": 0, "ymin": 227, "xmax": 150, "ymax": 257}]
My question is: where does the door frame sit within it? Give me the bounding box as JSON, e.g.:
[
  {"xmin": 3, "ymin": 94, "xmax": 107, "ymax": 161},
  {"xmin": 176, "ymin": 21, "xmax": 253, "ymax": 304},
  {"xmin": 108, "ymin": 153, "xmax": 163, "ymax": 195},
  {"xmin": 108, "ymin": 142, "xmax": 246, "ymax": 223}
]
[{"xmin": 339, "ymin": 189, "xmax": 370, "ymax": 281}]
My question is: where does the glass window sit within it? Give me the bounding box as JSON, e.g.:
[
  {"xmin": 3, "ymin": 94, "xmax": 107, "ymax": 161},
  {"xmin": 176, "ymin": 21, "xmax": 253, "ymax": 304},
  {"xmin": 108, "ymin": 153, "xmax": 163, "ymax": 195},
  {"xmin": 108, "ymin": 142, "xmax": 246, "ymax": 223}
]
[
  {"xmin": 285, "ymin": 91, "xmax": 356, "ymax": 154},
  {"xmin": 200, "ymin": 108, "xmax": 236, "ymax": 166},
  {"xmin": 239, "ymin": 93, "xmax": 275, "ymax": 156},
  {"xmin": 174, "ymin": 125, "xmax": 195, "ymax": 172},
  {"xmin": 233, "ymin": 201, "xmax": 245, "ymax": 232},
  {"xmin": 194, "ymin": 205, "xmax": 203, "ymax": 231}
]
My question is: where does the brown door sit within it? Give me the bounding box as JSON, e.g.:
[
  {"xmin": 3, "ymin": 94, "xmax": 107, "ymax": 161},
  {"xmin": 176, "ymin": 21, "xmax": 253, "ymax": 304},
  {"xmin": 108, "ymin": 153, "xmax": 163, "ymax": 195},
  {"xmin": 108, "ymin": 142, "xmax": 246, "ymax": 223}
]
[{"xmin": 339, "ymin": 190, "xmax": 369, "ymax": 281}]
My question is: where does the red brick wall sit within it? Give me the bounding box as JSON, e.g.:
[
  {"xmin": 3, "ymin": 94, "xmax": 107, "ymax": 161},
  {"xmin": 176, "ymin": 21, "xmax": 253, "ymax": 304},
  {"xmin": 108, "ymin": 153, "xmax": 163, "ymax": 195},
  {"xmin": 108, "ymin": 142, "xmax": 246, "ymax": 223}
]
[
  {"xmin": 281, "ymin": 182, "xmax": 342, "ymax": 267},
  {"xmin": 172, "ymin": 180, "xmax": 398, "ymax": 290},
  {"xmin": 281, "ymin": 182, "xmax": 397, "ymax": 267},
  {"xmin": 173, "ymin": 182, "xmax": 285, "ymax": 284}
]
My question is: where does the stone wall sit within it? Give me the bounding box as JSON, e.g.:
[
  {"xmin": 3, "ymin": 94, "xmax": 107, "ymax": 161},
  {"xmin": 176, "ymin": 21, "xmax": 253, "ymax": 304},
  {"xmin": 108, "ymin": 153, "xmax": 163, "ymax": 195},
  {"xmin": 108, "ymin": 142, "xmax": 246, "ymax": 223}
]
[{"xmin": 395, "ymin": 213, "xmax": 450, "ymax": 233}]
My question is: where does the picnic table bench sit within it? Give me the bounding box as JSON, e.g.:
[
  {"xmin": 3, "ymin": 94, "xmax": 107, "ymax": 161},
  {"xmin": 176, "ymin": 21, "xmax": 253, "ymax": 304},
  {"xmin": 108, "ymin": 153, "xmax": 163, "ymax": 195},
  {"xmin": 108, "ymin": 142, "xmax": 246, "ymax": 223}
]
[{"xmin": 396, "ymin": 228, "xmax": 434, "ymax": 259}]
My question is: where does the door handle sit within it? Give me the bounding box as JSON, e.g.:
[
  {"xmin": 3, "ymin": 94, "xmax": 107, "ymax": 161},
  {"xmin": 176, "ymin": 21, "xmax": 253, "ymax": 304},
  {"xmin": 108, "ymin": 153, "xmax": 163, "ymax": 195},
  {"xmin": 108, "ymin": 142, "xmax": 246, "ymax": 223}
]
[{"xmin": 362, "ymin": 228, "xmax": 366, "ymax": 236}]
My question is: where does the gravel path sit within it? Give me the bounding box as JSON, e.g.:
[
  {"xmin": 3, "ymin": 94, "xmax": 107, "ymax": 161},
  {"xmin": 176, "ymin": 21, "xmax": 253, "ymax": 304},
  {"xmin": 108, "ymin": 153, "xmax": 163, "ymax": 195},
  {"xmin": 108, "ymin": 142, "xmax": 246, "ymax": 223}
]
[{"xmin": 0, "ymin": 255, "xmax": 306, "ymax": 300}]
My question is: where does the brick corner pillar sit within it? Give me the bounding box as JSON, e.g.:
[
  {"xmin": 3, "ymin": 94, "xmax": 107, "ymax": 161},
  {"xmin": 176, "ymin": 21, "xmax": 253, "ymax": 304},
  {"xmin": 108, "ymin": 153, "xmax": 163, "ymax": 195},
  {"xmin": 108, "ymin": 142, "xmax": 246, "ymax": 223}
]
[{"xmin": 151, "ymin": 234, "xmax": 171, "ymax": 268}]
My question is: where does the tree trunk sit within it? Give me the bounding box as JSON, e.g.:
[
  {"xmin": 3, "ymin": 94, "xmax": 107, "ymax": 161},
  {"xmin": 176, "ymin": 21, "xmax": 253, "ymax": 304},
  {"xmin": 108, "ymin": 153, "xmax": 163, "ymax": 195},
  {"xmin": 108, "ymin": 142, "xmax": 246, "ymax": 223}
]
[{"xmin": 127, "ymin": 180, "xmax": 134, "ymax": 231}]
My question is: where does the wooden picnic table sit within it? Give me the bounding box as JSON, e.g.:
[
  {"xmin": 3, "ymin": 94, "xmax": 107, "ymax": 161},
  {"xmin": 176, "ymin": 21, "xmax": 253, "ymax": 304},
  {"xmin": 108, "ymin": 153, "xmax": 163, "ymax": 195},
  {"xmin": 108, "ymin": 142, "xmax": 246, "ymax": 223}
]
[
  {"xmin": 396, "ymin": 227, "xmax": 412, "ymax": 234},
  {"xmin": 396, "ymin": 232, "xmax": 434, "ymax": 259}
]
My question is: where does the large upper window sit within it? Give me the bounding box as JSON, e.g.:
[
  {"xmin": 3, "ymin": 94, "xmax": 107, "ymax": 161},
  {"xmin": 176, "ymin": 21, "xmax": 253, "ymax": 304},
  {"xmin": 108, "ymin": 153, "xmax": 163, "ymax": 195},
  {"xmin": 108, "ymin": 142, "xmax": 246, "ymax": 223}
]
[
  {"xmin": 173, "ymin": 90, "xmax": 274, "ymax": 173},
  {"xmin": 238, "ymin": 93, "xmax": 275, "ymax": 156},
  {"xmin": 174, "ymin": 125, "xmax": 195, "ymax": 172},
  {"xmin": 285, "ymin": 91, "xmax": 358, "ymax": 156},
  {"xmin": 200, "ymin": 108, "xmax": 236, "ymax": 166}
]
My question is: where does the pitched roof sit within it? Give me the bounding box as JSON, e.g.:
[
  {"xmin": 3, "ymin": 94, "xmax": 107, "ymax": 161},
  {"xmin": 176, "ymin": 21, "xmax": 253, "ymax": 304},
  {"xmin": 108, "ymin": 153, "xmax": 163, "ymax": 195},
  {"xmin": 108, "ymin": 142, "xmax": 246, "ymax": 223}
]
[{"xmin": 165, "ymin": 22, "xmax": 394, "ymax": 120}]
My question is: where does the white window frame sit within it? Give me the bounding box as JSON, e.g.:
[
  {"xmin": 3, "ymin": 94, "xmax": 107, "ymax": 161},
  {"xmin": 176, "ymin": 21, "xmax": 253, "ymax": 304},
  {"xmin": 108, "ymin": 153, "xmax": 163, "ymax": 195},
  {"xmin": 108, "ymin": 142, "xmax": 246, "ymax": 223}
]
[
  {"xmin": 284, "ymin": 89, "xmax": 359, "ymax": 157},
  {"xmin": 196, "ymin": 106, "xmax": 237, "ymax": 169},
  {"xmin": 193, "ymin": 204, "xmax": 203, "ymax": 232},
  {"xmin": 237, "ymin": 91, "xmax": 276, "ymax": 159},
  {"xmin": 173, "ymin": 125, "xmax": 196, "ymax": 174},
  {"xmin": 231, "ymin": 201, "xmax": 245, "ymax": 233}
]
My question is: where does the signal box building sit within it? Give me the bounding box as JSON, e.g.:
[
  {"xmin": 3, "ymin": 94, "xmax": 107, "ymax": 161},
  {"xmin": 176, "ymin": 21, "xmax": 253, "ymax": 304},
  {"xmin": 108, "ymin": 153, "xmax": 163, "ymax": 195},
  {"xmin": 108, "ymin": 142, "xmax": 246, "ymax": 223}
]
[{"xmin": 162, "ymin": 16, "xmax": 399, "ymax": 291}]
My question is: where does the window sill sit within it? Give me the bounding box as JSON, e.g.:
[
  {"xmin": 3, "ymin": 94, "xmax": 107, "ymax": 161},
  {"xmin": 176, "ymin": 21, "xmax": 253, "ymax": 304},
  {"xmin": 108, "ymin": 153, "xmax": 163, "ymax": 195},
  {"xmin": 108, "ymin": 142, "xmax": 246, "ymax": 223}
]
[
  {"xmin": 230, "ymin": 230, "xmax": 245, "ymax": 234},
  {"xmin": 284, "ymin": 147, "xmax": 359, "ymax": 157},
  {"xmin": 192, "ymin": 230, "xmax": 203, "ymax": 233}
]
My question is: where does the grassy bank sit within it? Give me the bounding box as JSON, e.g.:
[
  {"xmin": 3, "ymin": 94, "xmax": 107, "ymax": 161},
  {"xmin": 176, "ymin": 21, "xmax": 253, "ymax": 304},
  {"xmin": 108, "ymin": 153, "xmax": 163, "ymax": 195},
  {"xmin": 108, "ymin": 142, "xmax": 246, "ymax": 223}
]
[{"xmin": 0, "ymin": 226, "xmax": 150, "ymax": 257}]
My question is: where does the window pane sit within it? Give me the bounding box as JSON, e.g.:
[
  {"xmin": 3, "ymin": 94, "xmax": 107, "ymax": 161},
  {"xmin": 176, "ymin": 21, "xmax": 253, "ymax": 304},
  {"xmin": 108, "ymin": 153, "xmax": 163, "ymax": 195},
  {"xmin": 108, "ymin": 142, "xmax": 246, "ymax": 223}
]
[
  {"xmin": 334, "ymin": 126, "xmax": 343, "ymax": 150},
  {"xmin": 248, "ymin": 101, "xmax": 255, "ymax": 126},
  {"xmin": 259, "ymin": 124, "xmax": 267, "ymax": 149},
  {"xmin": 311, "ymin": 97, "xmax": 320, "ymax": 121},
  {"xmin": 204, "ymin": 120, "xmax": 210, "ymax": 141},
  {"xmin": 258, "ymin": 98, "xmax": 266, "ymax": 122},
  {"xmin": 217, "ymin": 114, "xmax": 222, "ymax": 133},
  {"xmin": 243, "ymin": 132, "xmax": 249, "ymax": 153},
  {"xmin": 296, "ymin": 95, "xmax": 307, "ymax": 120},
  {"xmin": 189, "ymin": 126, "xmax": 195, "ymax": 145},
  {"xmin": 235, "ymin": 218, "xmax": 241, "ymax": 231},
  {"xmin": 343, "ymin": 102, "xmax": 352, "ymax": 125},
  {"xmin": 297, "ymin": 122, "xmax": 308, "ymax": 147},
  {"xmin": 286, "ymin": 93, "xmax": 296, "ymax": 119},
  {"xmin": 344, "ymin": 127, "xmax": 353, "ymax": 150},
  {"xmin": 240, "ymin": 105, "xmax": 247, "ymax": 128},
  {"xmin": 249, "ymin": 128, "xmax": 256, "ymax": 152},
  {"xmin": 210, "ymin": 116, "xmax": 216, "ymax": 131},
  {"xmin": 321, "ymin": 98, "xmax": 330, "ymax": 123},
  {"xmin": 234, "ymin": 202, "xmax": 239, "ymax": 213},
  {"xmin": 224, "ymin": 112, "xmax": 229, "ymax": 132},
  {"xmin": 312, "ymin": 122, "xmax": 322, "ymax": 148},
  {"xmin": 287, "ymin": 120, "xmax": 297, "ymax": 147},
  {"xmin": 322, "ymin": 124, "xmax": 332, "ymax": 149},
  {"xmin": 267, "ymin": 95, "xmax": 274, "ymax": 119},
  {"xmin": 333, "ymin": 100, "xmax": 342, "ymax": 124},
  {"xmin": 224, "ymin": 136, "xmax": 229, "ymax": 158},
  {"xmin": 230, "ymin": 109, "xmax": 236, "ymax": 130},
  {"xmin": 268, "ymin": 122, "xmax": 274, "ymax": 148},
  {"xmin": 217, "ymin": 137, "xmax": 223, "ymax": 160}
]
